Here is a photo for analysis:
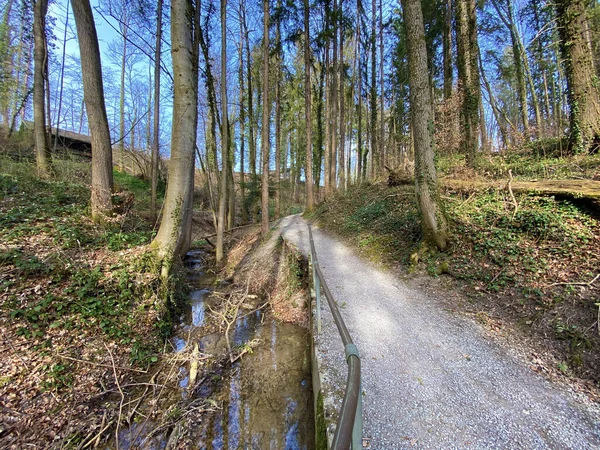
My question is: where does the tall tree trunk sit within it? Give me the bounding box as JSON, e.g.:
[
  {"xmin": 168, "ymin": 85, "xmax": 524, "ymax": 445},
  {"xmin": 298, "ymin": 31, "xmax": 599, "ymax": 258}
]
[
  {"xmin": 370, "ymin": 0, "xmax": 377, "ymax": 179},
  {"xmin": 402, "ymin": 0, "xmax": 447, "ymax": 250},
  {"xmin": 316, "ymin": 64, "xmax": 325, "ymax": 193},
  {"xmin": 455, "ymin": 0, "xmax": 480, "ymax": 167},
  {"xmin": 330, "ymin": 0, "xmax": 338, "ymax": 191},
  {"xmin": 338, "ymin": 3, "xmax": 346, "ymax": 192},
  {"xmin": 304, "ymin": 0, "xmax": 314, "ymax": 211},
  {"xmin": 274, "ymin": 0, "xmax": 282, "ymax": 219},
  {"xmin": 242, "ymin": 3, "xmax": 257, "ymax": 221},
  {"xmin": 118, "ymin": 13, "xmax": 129, "ymax": 171},
  {"xmin": 357, "ymin": 9, "xmax": 364, "ymax": 181},
  {"xmin": 443, "ymin": 0, "xmax": 453, "ymax": 100},
  {"xmin": 379, "ymin": 0, "xmax": 385, "ymax": 172},
  {"xmin": 151, "ymin": 0, "xmax": 163, "ymax": 220},
  {"xmin": 491, "ymin": 0, "xmax": 529, "ymax": 136},
  {"xmin": 54, "ymin": 1, "xmax": 69, "ymax": 151},
  {"xmin": 152, "ymin": 0, "xmax": 197, "ymax": 274},
  {"xmin": 71, "ymin": 0, "xmax": 114, "ymax": 219},
  {"xmin": 261, "ymin": 0, "xmax": 270, "ymax": 236},
  {"xmin": 324, "ymin": 37, "xmax": 331, "ymax": 195},
  {"xmin": 238, "ymin": 8, "xmax": 248, "ymax": 222},
  {"xmin": 216, "ymin": 0, "xmax": 228, "ymax": 262},
  {"xmin": 556, "ymin": 0, "xmax": 600, "ymax": 152},
  {"xmin": 33, "ymin": 0, "xmax": 51, "ymax": 177}
]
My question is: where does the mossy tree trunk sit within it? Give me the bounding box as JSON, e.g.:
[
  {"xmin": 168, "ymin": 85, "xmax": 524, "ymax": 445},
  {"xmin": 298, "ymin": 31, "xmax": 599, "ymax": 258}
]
[
  {"xmin": 402, "ymin": 0, "xmax": 448, "ymax": 250},
  {"xmin": 455, "ymin": 0, "xmax": 480, "ymax": 167},
  {"xmin": 152, "ymin": 0, "xmax": 197, "ymax": 275},
  {"xmin": 556, "ymin": 0, "xmax": 600, "ymax": 153},
  {"xmin": 71, "ymin": 0, "xmax": 114, "ymax": 220}
]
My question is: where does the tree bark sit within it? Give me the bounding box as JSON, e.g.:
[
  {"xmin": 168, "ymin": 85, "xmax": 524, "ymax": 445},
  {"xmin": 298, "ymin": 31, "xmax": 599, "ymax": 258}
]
[
  {"xmin": 304, "ymin": 0, "xmax": 315, "ymax": 211},
  {"xmin": 402, "ymin": 0, "xmax": 447, "ymax": 250},
  {"xmin": 242, "ymin": 3, "xmax": 258, "ymax": 221},
  {"xmin": 238, "ymin": 7, "xmax": 247, "ymax": 222},
  {"xmin": 71, "ymin": 0, "xmax": 114, "ymax": 219},
  {"xmin": 338, "ymin": 2, "xmax": 346, "ymax": 192},
  {"xmin": 443, "ymin": 0, "xmax": 452, "ymax": 100},
  {"xmin": 261, "ymin": 0, "xmax": 270, "ymax": 236},
  {"xmin": 118, "ymin": 12, "xmax": 129, "ymax": 171},
  {"xmin": 216, "ymin": 0, "xmax": 228, "ymax": 262},
  {"xmin": 556, "ymin": 0, "xmax": 600, "ymax": 152},
  {"xmin": 274, "ymin": 0, "xmax": 282, "ymax": 219},
  {"xmin": 370, "ymin": 0, "xmax": 377, "ymax": 179},
  {"xmin": 33, "ymin": 0, "xmax": 51, "ymax": 178},
  {"xmin": 152, "ymin": 0, "xmax": 197, "ymax": 274},
  {"xmin": 455, "ymin": 0, "xmax": 480, "ymax": 167},
  {"xmin": 151, "ymin": 0, "xmax": 163, "ymax": 220}
]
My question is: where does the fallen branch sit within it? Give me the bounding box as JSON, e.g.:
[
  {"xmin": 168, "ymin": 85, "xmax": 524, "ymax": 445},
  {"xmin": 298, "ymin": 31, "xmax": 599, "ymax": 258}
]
[
  {"xmin": 202, "ymin": 222, "xmax": 258, "ymax": 239},
  {"xmin": 105, "ymin": 344, "xmax": 125, "ymax": 450},
  {"xmin": 507, "ymin": 169, "xmax": 519, "ymax": 219},
  {"xmin": 550, "ymin": 273, "xmax": 600, "ymax": 287},
  {"xmin": 57, "ymin": 353, "xmax": 147, "ymax": 373}
]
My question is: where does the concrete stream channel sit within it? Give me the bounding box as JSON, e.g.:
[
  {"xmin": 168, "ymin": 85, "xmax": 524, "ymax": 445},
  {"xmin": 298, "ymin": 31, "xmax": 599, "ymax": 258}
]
[{"xmin": 118, "ymin": 248, "xmax": 315, "ymax": 449}]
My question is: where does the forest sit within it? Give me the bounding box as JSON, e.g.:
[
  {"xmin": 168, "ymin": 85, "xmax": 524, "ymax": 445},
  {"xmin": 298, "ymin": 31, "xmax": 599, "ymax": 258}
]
[{"xmin": 2, "ymin": 0, "xmax": 600, "ymax": 448}]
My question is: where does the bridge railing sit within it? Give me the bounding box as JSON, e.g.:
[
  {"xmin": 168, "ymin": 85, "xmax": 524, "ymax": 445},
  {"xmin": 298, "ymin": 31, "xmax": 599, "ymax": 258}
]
[{"xmin": 308, "ymin": 225, "xmax": 362, "ymax": 450}]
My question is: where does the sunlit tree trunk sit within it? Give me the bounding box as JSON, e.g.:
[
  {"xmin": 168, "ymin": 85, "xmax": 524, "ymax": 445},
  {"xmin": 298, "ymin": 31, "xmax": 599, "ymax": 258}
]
[
  {"xmin": 33, "ymin": 0, "xmax": 51, "ymax": 178},
  {"xmin": 152, "ymin": 0, "xmax": 197, "ymax": 274},
  {"xmin": 455, "ymin": 0, "xmax": 480, "ymax": 166},
  {"xmin": 241, "ymin": 3, "xmax": 257, "ymax": 222},
  {"xmin": 556, "ymin": 0, "xmax": 600, "ymax": 152},
  {"xmin": 304, "ymin": 0, "xmax": 314, "ymax": 211},
  {"xmin": 379, "ymin": 0, "xmax": 385, "ymax": 172},
  {"xmin": 261, "ymin": 0, "xmax": 270, "ymax": 236},
  {"xmin": 357, "ymin": 0, "xmax": 364, "ymax": 180},
  {"xmin": 151, "ymin": 0, "xmax": 163, "ymax": 220},
  {"xmin": 402, "ymin": 0, "xmax": 447, "ymax": 250},
  {"xmin": 216, "ymin": 0, "xmax": 228, "ymax": 262},
  {"xmin": 369, "ymin": 0, "xmax": 377, "ymax": 179},
  {"xmin": 53, "ymin": 1, "xmax": 69, "ymax": 151},
  {"xmin": 274, "ymin": 0, "xmax": 282, "ymax": 219},
  {"xmin": 238, "ymin": 9, "xmax": 248, "ymax": 222},
  {"xmin": 118, "ymin": 12, "xmax": 129, "ymax": 171},
  {"xmin": 338, "ymin": 6, "xmax": 346, "ymax": 192},
  {"xmin": 71, "ymin": 0, "xmax": 114, "ymax": 219}
]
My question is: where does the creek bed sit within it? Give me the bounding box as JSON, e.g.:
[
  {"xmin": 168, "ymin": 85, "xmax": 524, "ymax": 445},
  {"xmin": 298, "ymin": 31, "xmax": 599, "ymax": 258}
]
[{"xmin": 126, "ymin": 249, "xmax": 315, "ymax": 449}]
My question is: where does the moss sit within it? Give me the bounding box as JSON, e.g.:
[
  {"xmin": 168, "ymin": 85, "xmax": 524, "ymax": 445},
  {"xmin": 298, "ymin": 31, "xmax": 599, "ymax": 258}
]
[{"xmin": 315, "ymin": 390, "xmax": 328, "ymax": 450}]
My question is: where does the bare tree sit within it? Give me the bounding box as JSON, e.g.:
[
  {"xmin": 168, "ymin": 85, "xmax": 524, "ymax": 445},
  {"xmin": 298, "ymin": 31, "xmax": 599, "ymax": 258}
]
[
  {"xmin": 151, "ymin": 0, "xmax": 163, "ymax": 219},
  {"xmin": 71, "ymin": 0, "xmax": 114, "ymax": 219},
  {"xmin": 33, "ymin": 0, "xmax": 51, "ymax": 177},
  {"xmin": 152, "ymin": 0, "xmax": 198, "ymax": 275}
]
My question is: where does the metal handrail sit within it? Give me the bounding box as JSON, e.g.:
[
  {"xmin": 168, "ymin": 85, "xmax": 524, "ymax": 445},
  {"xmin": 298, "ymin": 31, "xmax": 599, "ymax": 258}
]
[{"xmin": 308, "ymin": 225, "xmax": 362, "ymax": 450}]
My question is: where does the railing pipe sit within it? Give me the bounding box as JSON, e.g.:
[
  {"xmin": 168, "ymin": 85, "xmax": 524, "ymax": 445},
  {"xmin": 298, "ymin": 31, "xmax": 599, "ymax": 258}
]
[{"xmin": 308, "ymin": 225, "xmax": 362, "ymax": 450}]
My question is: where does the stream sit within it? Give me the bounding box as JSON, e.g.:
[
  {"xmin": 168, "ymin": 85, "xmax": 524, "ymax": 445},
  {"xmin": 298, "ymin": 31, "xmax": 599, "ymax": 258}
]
[{"xmin": 118, "ymin": 249, "xmax": 315, "ymax": 449}]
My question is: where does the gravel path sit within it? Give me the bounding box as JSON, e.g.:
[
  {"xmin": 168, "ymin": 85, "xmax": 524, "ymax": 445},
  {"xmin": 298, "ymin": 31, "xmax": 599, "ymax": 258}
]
[{"xmin": 279, "ymin": 214, "xmax": 600, "ymax": 449}]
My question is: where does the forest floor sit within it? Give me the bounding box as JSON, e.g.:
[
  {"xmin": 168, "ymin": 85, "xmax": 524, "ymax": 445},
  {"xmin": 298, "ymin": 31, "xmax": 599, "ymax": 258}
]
[
  {"xmin": 0, "ymin": 155, "xmax": 311, "ymax": 448},
  {"xmin": 309, "ymin": 151, "xmax": 600, "ymax": 399}
]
